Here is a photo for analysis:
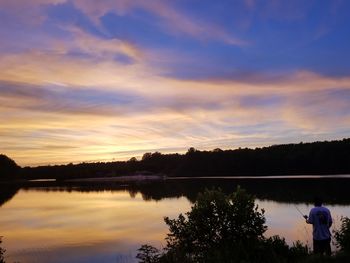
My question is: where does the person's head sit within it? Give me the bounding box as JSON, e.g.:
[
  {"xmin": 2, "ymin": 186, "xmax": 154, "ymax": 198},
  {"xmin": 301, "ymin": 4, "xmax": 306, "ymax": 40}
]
[{"xmin": 314, "ymin": 197, "xmax": 323, "ymax": 207}]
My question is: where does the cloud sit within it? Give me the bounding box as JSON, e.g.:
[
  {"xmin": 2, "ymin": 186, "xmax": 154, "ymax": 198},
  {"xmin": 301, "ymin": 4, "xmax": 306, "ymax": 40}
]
[
  {"xmin": 1, "ymin": 52, "xmax": 350, "ymax": 166},
  {"xmin": 0, "ymin": 80, "xmax": 145, "ymax": 116},
  {"xmin": 57, "ymin": 26, "xmax": 143, "ymax": 61},
  {"xmin": 1, "ymin": 47, "xmax": 350, "ymax": 118},
  {"xmin": 0, "ymin": 0, "xmax": 246, "ymax": 46},
  {"xmin": 1, "ymin": 1, "xmax": 349, "ymax": 166},
  {"xmin": 281, "ymin": 89, "xmax": 350, "ymax": 131},
  {"xmin": 71, "ymin": 0, "xmax": 247, "ymax": 45},
  {"xmin": 0, "ymin": 49, "xmax": 154, "ymax": 90}
]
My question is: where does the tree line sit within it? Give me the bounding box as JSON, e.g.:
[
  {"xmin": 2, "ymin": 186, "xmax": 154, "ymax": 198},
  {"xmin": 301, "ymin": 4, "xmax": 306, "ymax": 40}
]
[{"xmin": 1, "ymin": 138, "xmax": 350, "ymax": 181}]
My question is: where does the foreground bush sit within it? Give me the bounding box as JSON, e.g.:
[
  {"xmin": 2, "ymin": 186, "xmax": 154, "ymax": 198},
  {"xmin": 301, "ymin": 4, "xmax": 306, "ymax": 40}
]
[
  {"xmin": 334, "ymin": 216, "xmax": 350, "ymax": 254},
  {"xmin": 0, "ymin": 237, "xmax": 5, "ymax": 263},
  {"xmin": 137, "ymin": 188, "xmax": 309, "ymax": 263}
]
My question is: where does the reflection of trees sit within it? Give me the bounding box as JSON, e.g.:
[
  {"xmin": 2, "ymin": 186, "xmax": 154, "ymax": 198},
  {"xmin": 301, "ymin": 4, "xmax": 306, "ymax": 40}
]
[
  {"xmin": 128, "ymin": 178, "xmax": 350, "ymax": 204},
  {"xmin": 0, "ymin": 236, "xmax": 5, "ymax": 263},
  {"xmin": 0, "ymin": 184, "xmax": 19, "ymax": 207},
  {"xmin": 128, "ymin": 189, "xmax": 138, "ymax": 198},
  {"xmin": 19, "ymin": 178, "xmax": 350, "ymax": 205}
]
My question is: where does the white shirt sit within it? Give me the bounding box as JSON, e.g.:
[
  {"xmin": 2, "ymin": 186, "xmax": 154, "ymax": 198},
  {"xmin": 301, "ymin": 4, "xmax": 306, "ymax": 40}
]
[{"xmin": 308, "ymin": 206, "xmax": 332, "ymax": 240}]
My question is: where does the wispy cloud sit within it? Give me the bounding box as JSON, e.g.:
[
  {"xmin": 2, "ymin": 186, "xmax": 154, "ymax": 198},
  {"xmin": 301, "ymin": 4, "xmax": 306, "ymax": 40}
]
[
  {"xmin": 0, "ymin": 0, "xmax": 247, "ymax": 46},
  {"xmin": 70, "ymin": 0, "xmax": 245, "ymax": 45},
  {"xmin": 1, "ymin": 55, "xmax": 350, "ymax": 165},
  {"xmin": 62, "ymin": 26, "xmax": 143, "ymax": 61}
]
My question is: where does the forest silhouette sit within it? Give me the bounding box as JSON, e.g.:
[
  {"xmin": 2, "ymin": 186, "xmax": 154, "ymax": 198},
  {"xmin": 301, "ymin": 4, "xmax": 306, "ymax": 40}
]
[{"xmin": 1, "ymin": 138, "xmax": 349, "ymax": 181}]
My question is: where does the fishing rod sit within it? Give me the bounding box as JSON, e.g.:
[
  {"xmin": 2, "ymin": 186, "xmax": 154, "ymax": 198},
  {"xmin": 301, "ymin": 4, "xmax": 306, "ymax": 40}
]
[
  {"xmin": 294, "ymin": 205, "xmax": 311, "ymax": 244},
  {"xmin": 294, "ymin": 204, "xmax": 307, "ymax": 219}
]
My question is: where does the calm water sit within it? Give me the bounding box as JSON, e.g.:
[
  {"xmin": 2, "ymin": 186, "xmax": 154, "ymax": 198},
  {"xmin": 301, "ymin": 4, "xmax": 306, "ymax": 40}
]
[{"xmin": 1, "ymin": 177, "xmax": 350, "ymax": 263}]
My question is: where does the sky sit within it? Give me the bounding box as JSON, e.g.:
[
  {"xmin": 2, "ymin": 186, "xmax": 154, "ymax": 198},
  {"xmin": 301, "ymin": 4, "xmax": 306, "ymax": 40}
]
[{"xmin": 1, "ymin": 0, "xmax": 350, "ymax": 166}]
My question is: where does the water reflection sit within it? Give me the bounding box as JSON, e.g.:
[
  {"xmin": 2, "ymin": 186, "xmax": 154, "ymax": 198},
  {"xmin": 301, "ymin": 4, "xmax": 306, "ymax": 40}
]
[
  {"xmin": 1, "ymin": 178, "xmax": 350, "ymax": 262},
  {"xmin": 7, "ymin": 177, "xmax": 350, "ymax": 204},
  {"xmin": 0, "ymin": 185, "xmax": 19, "ymax": 207},
  {"xmin": 0, "ymin": 190, "xmax": 191, "ymax": 263}
]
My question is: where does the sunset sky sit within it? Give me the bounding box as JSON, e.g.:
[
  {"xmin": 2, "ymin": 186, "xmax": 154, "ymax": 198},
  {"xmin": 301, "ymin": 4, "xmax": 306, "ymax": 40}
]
[{"xmin": 1, "ymin": 0, "xmax": 350, "ymax": 166}]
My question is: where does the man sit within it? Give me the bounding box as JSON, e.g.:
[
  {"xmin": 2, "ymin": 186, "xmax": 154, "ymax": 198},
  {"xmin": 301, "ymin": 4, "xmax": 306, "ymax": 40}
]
[{"xmin": 304, "ymin": 197, "xmax": 332, "ymax": 255}]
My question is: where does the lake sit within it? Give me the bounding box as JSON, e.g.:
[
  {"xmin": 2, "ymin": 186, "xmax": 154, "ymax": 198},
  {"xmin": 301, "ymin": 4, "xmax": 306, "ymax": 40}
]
[{"xmin": 1, "ymin": 176, "xmax": 350, "ymax": 263}]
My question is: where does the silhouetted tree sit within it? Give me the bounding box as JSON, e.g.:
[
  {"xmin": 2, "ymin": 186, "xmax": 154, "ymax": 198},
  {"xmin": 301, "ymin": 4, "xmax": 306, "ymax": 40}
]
[
  {"xmin": 137, "ymin": 245, "xmax": 161, "ymax": 263},
  {"xmin": 137, "ymin": 188, "xmax": 310, "ymax": 263},
  {"xmin": 129, "ymin": 157, "xmax": 138, "ymax": 162},
  {"xmin": 0, "ymin": 154, "xmax": 20, "ymax": 180},
  {"xmin": 186, "ymin": 147, "xmax": 198, "ymax": 155},
  {"xmin": 142, "ymin": 153, "xmax": 153, "ymax": 161},
  {"xmin": 162, "ymin": 187, "xmax": 267, "ymax": 262}
]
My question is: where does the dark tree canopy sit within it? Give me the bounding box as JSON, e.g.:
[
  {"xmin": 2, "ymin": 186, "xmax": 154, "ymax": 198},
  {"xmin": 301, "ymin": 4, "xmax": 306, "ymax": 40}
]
[
  {"xmin": 335, "ymin": 217, "xmax": 350, "ymax": 254},
  {"xmin": 137, "ymin": 188, "xmax": 310, "ymax": 263},
  {"xmin": 0, "ymin": 154, "xmax": 20, "ymax": 180},
  {"xmin": 162, "ymin": 187, "xmax": 267, "ymax": 262},
  {"xmin": 9, "ymin": 138, "xmax": 350, "ymax": 180}
]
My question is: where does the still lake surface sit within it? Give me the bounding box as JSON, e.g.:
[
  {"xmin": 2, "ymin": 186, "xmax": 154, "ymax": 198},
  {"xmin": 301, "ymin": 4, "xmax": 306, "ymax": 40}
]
[{"xmin": 1, "ymin": 176, "xmax": 350, "ymax": 263}]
